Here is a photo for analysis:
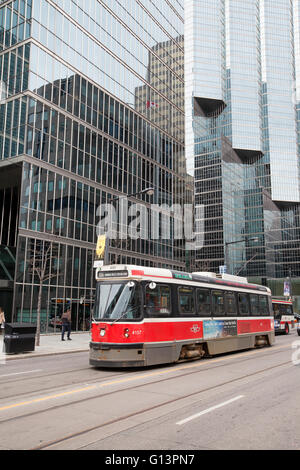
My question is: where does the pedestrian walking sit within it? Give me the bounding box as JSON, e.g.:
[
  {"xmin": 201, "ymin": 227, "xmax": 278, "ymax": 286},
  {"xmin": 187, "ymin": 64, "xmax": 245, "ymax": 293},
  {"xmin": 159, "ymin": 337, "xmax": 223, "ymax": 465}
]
[
  {"xmin": 61, "ymin": 307, "xmax": 72, "ymax": 341},
  {"xmin": 0, "ymin": 307, "xmax": 5, "ymax": 335}
]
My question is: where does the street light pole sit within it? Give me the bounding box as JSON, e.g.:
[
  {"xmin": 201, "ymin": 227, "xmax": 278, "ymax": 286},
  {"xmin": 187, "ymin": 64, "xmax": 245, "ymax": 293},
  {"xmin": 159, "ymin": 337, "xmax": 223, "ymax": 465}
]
[
  {"xmin": 110, "ymin": 187, "xmax": 155, "ymax": 203},
  {"xmin": 288, "ymin": 267, "xmax": 293, "ymax": 300}
]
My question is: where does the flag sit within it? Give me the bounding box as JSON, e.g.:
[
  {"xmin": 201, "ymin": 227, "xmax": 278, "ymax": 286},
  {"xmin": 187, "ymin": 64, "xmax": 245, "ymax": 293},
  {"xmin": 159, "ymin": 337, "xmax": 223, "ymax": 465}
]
[{"xmin": 146, "ymin": 100, "xmax": 158, "ymax": 109}]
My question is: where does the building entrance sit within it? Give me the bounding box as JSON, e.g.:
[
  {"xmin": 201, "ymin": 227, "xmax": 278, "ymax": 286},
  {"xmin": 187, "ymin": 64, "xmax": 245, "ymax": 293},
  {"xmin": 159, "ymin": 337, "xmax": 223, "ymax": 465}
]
[{"xmin": 0, "ymin": 284, "xmax": 13, "ymax": 323}]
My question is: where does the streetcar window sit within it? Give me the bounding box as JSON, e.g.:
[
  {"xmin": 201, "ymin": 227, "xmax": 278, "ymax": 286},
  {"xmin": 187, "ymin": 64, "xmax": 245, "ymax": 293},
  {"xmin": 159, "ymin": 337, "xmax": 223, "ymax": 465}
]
[
  {"xmin": 178, "ymin": 287, "xmax": 195, "ymax": 315},
  {"xmin": 225, "ymin": 292, "xmax": 237, "ymax": 316},
  {"xmin": 145, "ymin": 284, "xmax": 171, "ymax": 317},
  {"xmin": 273, "ymin": 303, "xmax": 280, "ymax": 319},
  {"xmin": 286, "ymin": 305, "xmax": 293, "ymax": 315},
  {"xmin": 94, "ymin": 282, "xmax": 141, "ymax": 320},
  {"xmin": 238, "ymin": 293, "xmax": 250, "ymax": 316},
  {"xmin": 196, "ymin": 288, "xmax": 211, "ymax": 316},
  {"xmin": 250, "ymin": 294, "xmax": 260, "ymax": 316},
  {"xmin": 272, "ymin": 302, "xmax": 287, "ymax": 318},
  {"xmin": 212, "ymin": 290, "xmax": 225, "ymax": 316},
  {"xmin": 280, "ymin": 304, "xmax": 287, "ymax": 316},
  {"xmin": 259, "ymin": 296, "xmax": 269, "ymax": 316}
]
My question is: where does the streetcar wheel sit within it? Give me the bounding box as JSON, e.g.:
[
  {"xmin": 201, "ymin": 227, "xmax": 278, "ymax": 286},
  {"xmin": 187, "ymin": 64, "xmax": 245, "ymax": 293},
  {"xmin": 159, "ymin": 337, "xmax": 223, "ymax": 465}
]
[{"xmin": 285, "ymin": 324, "xmax": 289, "ymax": 335}]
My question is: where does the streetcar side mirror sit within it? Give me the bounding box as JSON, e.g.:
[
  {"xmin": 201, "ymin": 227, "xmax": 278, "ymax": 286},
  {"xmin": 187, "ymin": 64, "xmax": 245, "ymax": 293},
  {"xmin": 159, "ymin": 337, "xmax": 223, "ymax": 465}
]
[
  {"xmin": 149, "ymin": 282, "xmax": 156, "ymax": 290},
  {"xmin": 127, "ymin": 281, "xmax": 135, "ymax": 289}
]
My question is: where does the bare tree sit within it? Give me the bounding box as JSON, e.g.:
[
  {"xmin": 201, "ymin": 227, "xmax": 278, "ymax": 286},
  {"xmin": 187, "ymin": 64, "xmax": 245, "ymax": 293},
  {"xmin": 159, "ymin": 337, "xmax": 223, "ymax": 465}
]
[{"xmin": 27, "ymin": 240, "xmax": 60, "ymax": 346}]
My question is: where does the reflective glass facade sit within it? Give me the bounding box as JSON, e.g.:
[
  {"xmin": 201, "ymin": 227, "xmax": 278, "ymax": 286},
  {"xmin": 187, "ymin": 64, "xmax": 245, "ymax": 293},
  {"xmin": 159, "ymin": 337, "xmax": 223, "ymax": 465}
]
[
  {"xmin": 186, "ymin": 0, "xmax": 300, "ymax": 303},
  {"xmin": 0, "ymin": 0, "xmax": 189, "ymax": 330}
]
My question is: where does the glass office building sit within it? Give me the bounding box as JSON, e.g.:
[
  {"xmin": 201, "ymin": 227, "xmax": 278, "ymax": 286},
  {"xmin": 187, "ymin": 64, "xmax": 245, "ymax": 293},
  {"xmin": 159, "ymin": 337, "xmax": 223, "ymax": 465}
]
[
  {"xmin": 0, "ymin": 0, "xmax": 189, "ymax": 330},
  {"xmin": 185, "ymin": 0, "xmax": 300, "ymax": 305}
]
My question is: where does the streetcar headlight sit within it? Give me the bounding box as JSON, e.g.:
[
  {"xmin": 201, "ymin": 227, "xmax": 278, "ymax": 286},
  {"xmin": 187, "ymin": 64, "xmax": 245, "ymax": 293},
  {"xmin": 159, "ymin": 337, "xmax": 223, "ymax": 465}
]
[
  {"xmin": 100, "ymin": 328, "xmax": 106, "ymax": 337},
  {"xmin": 124, "ymin": 328, "xmax": 130, "ymax": 338}
]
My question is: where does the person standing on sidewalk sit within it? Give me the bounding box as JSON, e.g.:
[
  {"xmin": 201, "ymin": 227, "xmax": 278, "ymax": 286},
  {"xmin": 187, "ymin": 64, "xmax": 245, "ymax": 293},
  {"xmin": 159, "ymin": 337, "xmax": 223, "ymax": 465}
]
[
  {"xmin": 0, "ymin": 307, "xmax": 5, "ymax": 335},
  {"xmin": 61, "ymin": 307, "xmax": 72, "ymax": 341}
]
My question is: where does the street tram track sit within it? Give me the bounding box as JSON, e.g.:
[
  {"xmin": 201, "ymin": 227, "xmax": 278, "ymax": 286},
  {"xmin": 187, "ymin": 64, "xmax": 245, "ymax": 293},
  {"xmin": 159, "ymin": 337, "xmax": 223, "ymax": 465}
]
[
  {"xmin": 29, "ymin": 358, "xmax": 292, "ymax": 450},
  {"xmin": 0, "ymin": 344, "xmax": 292, "ymax": 446},
  {"xmin": 0, "ymin": 368, "xmax": 135, "ymax": 401},
  {"xmin": 0, "ymin": 343, "xmax": 287, "ymax": 403}
]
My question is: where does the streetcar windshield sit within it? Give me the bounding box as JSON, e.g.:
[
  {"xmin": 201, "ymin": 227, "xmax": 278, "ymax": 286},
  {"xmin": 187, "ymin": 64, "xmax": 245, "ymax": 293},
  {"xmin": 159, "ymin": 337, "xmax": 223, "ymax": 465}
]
[
  {"xmin": 273, "ymin": 303, "xmax": 293, "ymax": 320},
  {"xmin": 94, "ymin": 282, "xmax": 142, "ymax": 320}
]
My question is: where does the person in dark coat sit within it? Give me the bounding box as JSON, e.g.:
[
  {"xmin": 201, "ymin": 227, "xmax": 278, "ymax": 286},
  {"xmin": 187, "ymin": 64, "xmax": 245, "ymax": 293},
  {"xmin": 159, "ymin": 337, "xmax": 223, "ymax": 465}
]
[{"xmin": 61, "ymin": 308, "xmax": 72, "ymax": 341}]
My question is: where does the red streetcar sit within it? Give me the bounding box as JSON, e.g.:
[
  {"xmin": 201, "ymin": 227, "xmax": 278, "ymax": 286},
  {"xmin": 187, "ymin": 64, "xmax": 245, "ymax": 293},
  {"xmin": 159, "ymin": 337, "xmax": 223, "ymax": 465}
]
[
  {"xmin": 272, "ymin": 298, "xmax": 296, "ymax": 335},
  {"xmin": 90, "ymin": 265, "xmax": 274, "ymax": 367}
]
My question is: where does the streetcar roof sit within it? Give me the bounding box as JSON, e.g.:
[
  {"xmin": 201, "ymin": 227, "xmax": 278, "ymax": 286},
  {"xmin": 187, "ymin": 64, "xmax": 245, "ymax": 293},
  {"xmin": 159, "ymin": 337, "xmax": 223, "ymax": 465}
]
[{"xmin": 95, "ymin": 264, "xmax": 270, "ymax": 293}]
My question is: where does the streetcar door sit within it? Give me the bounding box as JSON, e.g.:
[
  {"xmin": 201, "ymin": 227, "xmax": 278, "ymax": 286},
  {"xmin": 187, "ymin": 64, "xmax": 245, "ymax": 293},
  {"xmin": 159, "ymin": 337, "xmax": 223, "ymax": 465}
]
[{"xmin": 144, "ymin": 283, "xmax": 174, "ymax": 364}]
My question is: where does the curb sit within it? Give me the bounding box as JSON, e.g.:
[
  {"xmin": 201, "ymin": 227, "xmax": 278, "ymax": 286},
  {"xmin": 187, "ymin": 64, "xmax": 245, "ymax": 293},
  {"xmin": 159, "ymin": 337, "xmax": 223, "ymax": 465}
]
[
  {"xmin": 3, "ymin": 348, "xmax": 89, "ymax": 361},
  {"xmin": 1, "ymin": 332, "xmax": 91, "ymax": 361}
]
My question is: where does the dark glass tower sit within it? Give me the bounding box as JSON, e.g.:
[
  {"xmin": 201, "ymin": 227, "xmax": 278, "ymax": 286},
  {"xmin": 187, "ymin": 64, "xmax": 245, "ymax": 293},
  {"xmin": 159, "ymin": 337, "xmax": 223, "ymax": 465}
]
[{"xmin": 0, "ymin": 0, "xmax": 189, "ymax": 330}]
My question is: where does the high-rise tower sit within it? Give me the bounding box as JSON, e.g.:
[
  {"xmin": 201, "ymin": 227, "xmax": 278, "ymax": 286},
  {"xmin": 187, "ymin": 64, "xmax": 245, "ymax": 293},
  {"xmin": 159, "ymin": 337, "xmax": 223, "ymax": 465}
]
[
  {"xmin": 185, "ymin": 0, "xmax": 300, "ymax": 301},
  {"xmin": 0, "ymin": 0, "xmax": 188, "ymax": 328}
]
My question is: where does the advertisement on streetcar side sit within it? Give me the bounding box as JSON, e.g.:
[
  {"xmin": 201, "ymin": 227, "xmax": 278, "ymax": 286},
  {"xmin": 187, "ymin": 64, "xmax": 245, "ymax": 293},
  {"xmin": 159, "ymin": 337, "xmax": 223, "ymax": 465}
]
[{"xmin": 203, "ymin": 320, "xmax": 238, "ymax": 339}]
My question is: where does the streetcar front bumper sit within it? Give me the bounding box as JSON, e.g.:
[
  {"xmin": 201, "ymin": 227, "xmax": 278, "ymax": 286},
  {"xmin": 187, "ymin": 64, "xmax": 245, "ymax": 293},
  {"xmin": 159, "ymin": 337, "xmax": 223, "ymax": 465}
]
[
  {"xmin": 274, "ymin": 321, "xmax": 285, "ymax": 334},
  {"xmin": 89, "ymin": 342, "xmax": 145, "ymax": 368}
]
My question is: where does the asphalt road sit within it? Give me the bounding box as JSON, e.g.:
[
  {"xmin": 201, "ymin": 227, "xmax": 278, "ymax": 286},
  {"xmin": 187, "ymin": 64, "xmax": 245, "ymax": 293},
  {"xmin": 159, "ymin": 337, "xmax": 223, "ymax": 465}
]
[{"xmin": 0, "ymin": 330, "xmax": 299, "ymax": 451}]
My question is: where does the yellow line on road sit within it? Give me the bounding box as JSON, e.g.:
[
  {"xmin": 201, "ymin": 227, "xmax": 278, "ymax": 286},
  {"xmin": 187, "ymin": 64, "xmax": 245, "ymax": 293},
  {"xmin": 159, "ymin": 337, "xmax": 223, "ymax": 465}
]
[
  {"xmin": 0, "ymin": 343, "xmax": 291, "ymax": 412},
  {"xmin": 0, "ymin": 385, "xmax": 98, "ymax": 411}
]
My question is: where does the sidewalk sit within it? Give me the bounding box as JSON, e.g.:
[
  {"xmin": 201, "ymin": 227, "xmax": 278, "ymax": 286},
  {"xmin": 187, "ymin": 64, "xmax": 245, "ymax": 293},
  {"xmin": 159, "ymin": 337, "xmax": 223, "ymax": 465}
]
[{"xmin": 1, "ymin": 332, "xmax": 91, "ymax": 361}]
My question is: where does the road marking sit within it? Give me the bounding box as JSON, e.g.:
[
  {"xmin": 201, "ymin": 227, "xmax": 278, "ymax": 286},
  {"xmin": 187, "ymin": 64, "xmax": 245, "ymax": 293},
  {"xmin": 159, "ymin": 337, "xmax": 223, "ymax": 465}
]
[
  {"xmin": 0, "ymin": 385, "xmax": 98, "ymax": 411},
  {"xmin": 176, "ymin": 395, "xmax": 245, "ymax": 426},
  {"xmin": 0, "ymin": 370, "xmax": 42, "ymax": 378},
  {"xmin": 0, "ymin": 342, "xmax": 290, "ymax": 412}
]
